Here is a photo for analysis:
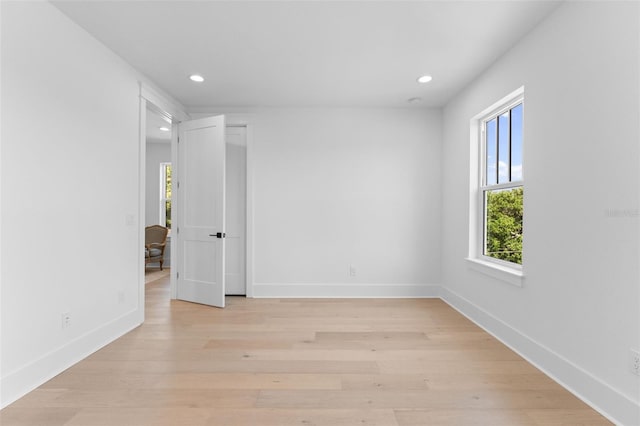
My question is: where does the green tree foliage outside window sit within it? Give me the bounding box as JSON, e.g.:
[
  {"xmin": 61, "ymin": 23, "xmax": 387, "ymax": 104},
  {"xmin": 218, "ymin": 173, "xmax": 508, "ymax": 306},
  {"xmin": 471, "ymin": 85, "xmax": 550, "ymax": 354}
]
[
  {"xmin": 165, "ymin": 164, "xmax": 172, "ymax": 199},
  {"xmin": 485, "ymin": 187, "xmax": 523, "ymax": 264},
  {"xmin": 165, "ymin": 200, "xmax": 172, "ymax": 229},
  {"xmin": 162, "ymin": 163, "xmax": 172, "ymax": 229}
]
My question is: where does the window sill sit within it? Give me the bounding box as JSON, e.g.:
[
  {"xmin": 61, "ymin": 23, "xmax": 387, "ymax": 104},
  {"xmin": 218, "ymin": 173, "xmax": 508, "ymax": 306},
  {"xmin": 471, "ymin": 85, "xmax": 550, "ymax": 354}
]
[{"xmin": 465, "ymin": 257, "xmax": 524, "ymax": 287}]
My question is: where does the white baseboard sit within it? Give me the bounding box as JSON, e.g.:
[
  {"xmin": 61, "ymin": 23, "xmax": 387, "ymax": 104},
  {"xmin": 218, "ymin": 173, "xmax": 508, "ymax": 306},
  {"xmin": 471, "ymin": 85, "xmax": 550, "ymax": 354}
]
[
  {"xmin": 0, "ymin": 309, "xmax": 141, "ymax": 409},
  {"xmin": 440, "ymin": 287, "xmax": 640, "ymax": 426},
  {"xmin": 251, "ymin": 282, "xmax": 441, "ymax": 298}
]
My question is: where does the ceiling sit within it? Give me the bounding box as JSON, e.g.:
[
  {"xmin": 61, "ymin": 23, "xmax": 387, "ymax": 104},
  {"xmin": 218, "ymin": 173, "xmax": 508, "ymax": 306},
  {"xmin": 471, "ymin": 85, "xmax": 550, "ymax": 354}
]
[
  {"xmin": 52, "ymin": 1, "xmax": 561, "ymax": 109},
  {"xmin": 146, "ymin": 107, "xmax": 172, "ymax": 143}
]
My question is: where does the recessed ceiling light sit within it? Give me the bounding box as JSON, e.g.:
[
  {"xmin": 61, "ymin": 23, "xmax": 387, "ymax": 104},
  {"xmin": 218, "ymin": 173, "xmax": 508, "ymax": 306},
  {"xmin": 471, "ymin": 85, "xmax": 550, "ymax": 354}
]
[
  {"xmin": 189, "ymin": 74, "xmax": 204, "ymax": 83},
  {"xmin": 407, "ymin": 97, "xmax": 423, "ymax": 104},
  {"xmin": 417, "ymin": 75, "xmax": 433, "ymax": 83},
  {"xmin": 159, "ymin": 126, "xmax": 170, "ymax": 132}
]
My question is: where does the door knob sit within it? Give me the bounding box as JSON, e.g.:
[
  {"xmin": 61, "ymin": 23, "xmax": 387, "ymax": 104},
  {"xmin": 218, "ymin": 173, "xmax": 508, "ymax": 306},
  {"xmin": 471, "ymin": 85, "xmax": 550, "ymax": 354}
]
[{"xmin": 209, "ymin": 232, "xmax": 226, "ymax": 238}]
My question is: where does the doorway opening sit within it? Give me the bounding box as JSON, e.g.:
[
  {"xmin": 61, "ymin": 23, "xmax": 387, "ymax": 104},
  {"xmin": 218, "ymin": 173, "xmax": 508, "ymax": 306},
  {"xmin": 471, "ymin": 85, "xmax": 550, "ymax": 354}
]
[
  {"xmin": 139, "ymin": 93, "xmax": 251, "ymax": 315},
  {"xmin": 225, "ymin": 125, "xmax": 247, "ymax": 296},
  {"xmin": 144, "ymin": 106, "xmax": 172, "ymax": 284}
]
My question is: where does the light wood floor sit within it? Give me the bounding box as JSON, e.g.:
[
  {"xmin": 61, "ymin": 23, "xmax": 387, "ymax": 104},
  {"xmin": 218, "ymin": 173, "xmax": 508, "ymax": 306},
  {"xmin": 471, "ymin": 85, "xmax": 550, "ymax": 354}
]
[
  {"xmin": 1, "ymin": 277, "xmax": 610, "ymax": 426},
  {"xmin": 144, "ymin": 266, "xmax": 170, "ymax": 284}
]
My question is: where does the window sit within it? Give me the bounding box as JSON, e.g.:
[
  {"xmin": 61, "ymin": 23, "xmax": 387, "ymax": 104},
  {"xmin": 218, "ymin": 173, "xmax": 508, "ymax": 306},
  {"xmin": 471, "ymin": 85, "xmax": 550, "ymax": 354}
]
[
  {"xmin": 468, "ymin": 88, "xmax": 524, "ymax": 285},
  {"xmin": 160, "ymin": 162, "xmax": 172, "ymax": 229},
  {"xmin": 479, "ymin": 95, "xmax": 524, "ymax": 267}
]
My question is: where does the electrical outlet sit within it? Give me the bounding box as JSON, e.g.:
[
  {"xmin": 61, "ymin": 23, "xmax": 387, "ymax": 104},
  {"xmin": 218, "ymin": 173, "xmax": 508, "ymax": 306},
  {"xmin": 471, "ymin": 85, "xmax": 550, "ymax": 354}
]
[
  {"xmin": 349, "ymin": 265, "xmax": 357, "ymax": 277},
  {"xmin": 630, "ymin": 349, "xmax": 640, "ymax": 376},
  {"xmin": 61, "ymin": 312, "xmax": 71, "ymax": 329}
]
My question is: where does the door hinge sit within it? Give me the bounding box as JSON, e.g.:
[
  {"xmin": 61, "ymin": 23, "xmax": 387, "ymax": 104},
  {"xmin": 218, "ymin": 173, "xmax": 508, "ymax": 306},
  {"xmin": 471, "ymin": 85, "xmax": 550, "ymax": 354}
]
[
  {"xmin": 177, "ymin": 227, "xmax": 180, "ymax": 234},
  {"xmin": 177, "ymin": 181, "xmax": 180, "ymax": 189},
  {"xmin": 177, "ymin": 272, "xmax": 179, "ymax": 279}
]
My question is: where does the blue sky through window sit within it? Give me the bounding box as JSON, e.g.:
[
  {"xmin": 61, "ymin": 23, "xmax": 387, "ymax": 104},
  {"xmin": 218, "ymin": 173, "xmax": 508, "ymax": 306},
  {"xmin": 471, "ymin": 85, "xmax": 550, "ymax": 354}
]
[
  {"xmin": 498, "ymin": 113, "xmax": 510, "ymax": 183},
  {"xmin": 486, "ymin": 119, "xmax": 497, "ymax": 185},
  {"xmin": 510, "ymin": 103, "xmax": 523, "ymax": 181},
  {"xmin": 485, "ymin": 103, "xmax": 523, "ymax": 185}
]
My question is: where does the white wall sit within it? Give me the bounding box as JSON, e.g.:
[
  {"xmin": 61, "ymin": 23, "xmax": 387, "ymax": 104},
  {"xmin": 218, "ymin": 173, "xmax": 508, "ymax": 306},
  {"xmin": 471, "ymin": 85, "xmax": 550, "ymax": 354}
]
[
  {"xmin": 145, "ymin": 142, "xmax": 171, "ymax": 227},
  {"xmin": 214, "ymin": 108, "xmax": 443, "ymax": 297},
  {"xmin": 0, "ymin": 2, "xmax": 146, "ymax": 407},
  {"xmin": 440, "ymin": 2, "xmax": 639, "ymax": 424}
]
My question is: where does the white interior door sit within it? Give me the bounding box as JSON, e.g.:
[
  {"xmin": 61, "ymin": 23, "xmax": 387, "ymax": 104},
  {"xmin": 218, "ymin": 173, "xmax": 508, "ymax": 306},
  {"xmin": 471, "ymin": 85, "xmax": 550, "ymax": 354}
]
[
  {"xmin": 225, "ymin": 126, "xmax": 247, "ymax": 295},
  {"xmin": 176, "ymin": 115, "xmax": 226, "ymax": 308}
]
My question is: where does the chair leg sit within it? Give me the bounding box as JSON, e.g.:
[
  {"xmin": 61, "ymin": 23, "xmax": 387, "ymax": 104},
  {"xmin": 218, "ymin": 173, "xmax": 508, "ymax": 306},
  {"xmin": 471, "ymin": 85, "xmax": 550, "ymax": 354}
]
[{"xmin": 159, "ymin": 260, "xmax": 164, "ymax": 271}]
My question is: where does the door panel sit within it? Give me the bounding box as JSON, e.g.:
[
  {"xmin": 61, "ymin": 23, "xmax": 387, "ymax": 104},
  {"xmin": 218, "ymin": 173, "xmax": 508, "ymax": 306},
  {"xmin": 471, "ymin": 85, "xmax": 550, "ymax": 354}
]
[{"xmin": 176, "ymin": 115, "xmax": 226, "ymax": 307}]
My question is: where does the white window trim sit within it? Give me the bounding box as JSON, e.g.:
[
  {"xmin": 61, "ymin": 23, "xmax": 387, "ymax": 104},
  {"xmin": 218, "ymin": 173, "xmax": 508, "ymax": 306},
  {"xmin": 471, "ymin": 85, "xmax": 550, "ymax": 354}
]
[
  {"xmin": 465, "ymin": 257, "xmax": 524, "ymax": 287},
  {"xmin": 468, "ymin": 86, "xmax": 524, "ymax": 287}
]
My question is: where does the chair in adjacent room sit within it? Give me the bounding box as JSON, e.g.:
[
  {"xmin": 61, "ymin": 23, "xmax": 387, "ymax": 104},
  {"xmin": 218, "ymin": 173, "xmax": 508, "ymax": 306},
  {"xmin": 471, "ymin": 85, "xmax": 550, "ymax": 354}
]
[{"xmin": 145, "ymin": 225, "xmax": 169, "ymax": 270}]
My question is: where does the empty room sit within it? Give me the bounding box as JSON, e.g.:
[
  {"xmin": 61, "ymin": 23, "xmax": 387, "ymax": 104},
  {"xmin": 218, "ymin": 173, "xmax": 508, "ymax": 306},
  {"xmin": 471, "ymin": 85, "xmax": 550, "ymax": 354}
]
[{"xmin": 1, "ymin": 1, "xmax": 638, "ymax": 425}]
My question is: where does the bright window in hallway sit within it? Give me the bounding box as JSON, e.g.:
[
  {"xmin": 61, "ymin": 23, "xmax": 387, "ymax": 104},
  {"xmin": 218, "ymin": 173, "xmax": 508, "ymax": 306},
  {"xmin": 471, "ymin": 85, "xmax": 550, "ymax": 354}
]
[{"xmin": 160, "ymin": 162, "xmax": 172, "ymax": 229}]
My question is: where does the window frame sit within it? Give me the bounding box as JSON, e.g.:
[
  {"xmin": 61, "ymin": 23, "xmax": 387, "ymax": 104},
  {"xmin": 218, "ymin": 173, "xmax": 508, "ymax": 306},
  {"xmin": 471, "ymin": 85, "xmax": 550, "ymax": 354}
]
[
  {"xmin": 467, "ymin": 87, "xmax": 524, "ymax": 286},
  {"xmin": 159, "ymin": 162, "xmax": 172, "ymax": 230}
]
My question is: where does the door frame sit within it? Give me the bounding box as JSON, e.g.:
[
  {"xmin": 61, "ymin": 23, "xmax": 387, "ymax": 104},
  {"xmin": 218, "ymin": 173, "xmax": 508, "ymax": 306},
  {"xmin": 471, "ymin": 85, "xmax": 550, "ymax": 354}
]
[
  {"xmin": 225, "ymin": 123, "xmax": 253, "ymax": 297},
  {"xmin": 222, "ymin": 114, "xmax": 255, "ymax": 298},
  {"xmin": 138, "ymin": 89, "xmax": 255, "ymax": 317},
  {"xmin": 138, "ymin": 83, "xmax": 188, "ymax": 322}
]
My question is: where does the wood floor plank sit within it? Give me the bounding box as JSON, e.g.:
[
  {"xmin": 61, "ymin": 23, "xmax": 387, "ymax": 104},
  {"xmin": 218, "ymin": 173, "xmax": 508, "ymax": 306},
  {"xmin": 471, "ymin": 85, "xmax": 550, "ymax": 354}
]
[
  {"xmin": 10, "ymin": 389, "xmax": 259, "ymax": 409},
  {"xmin": 314, "ymin": 331, "xmax": 429, "ymax": 341},
  {"xmin": 63, "ymin": 408, "xmax": 399, "ymax": 426},
  {"xmin": 393, "ymin": 408, "xmax": 538, "ymax": 426},
  {"xmin": 64, "ymin": 408, "xmax": 212, "ymax": 426},
  {"xmin": 240, "ymin": 348, "xmax": 522, "ymax": 362},
  {"xmin": 422, "ymin": 372, "xmax": 561, "ymax": 391},
  {"xmin": 203, "ymin": 338, "xmax": 292, "ymax": 350},
  {"xmin": 41, "ymin": 372, "xmax": 341, "ymax": 391},
  {"xmin": 340, "ymin": 374, "xmax": 430, "ymax": 391},
  {"xmin": 0, "ymin": 408, "xmax": 78, "ymax": 426},
  {"xmin": 0, "ymin": 277, "xmax": 611, "ymax": 426},
  {"xmin": 152, "ymin": 373, "xmax": 343, "ymax": 390},
  {"xmin": 39, "ymin": 372, "xmax": 163, "ymax": 390},
  {"xmin": 254, "ymin": 388, "xmax": 590, "ymax": 410},
  {"xmin": 67, "ymin": 359, "xmax": 379, "ymax": 375},
  {"xmin": 207, "ymin": 408, "xmax": 399, "ymax": 426},
  {"xmin": 377, "ymin": 359, "xmax": 542, "ymax": 375},
  {"xmin": 524, "ymin": 408, "xmax": 615, "ymax": 425}
]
